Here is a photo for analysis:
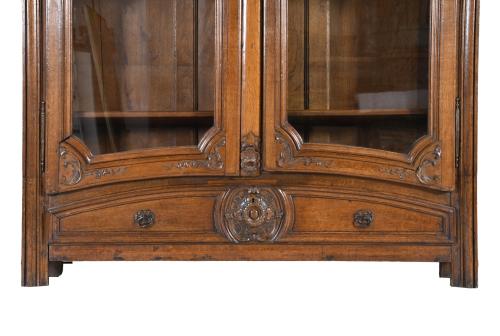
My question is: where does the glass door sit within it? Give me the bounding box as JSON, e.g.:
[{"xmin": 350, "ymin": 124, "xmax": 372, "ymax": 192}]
[
  {"xmin": 44, "ymin": 0, "xmax": 241, "ymax": 192},
  {"xmin": 72, "ymin": 0, "xmax": 217, "ymax": 155},
  {"xmin": 263, "ymin": 0, "xmax": 459, "ymax": 190}
]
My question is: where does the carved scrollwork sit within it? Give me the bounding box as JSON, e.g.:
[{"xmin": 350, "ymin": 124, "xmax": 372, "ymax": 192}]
[
  {"xmin": 59, "ymin": 145, "xmax": 127, "ymax": 186},
  {"xmin": 275, "ymin": 133, "xmax": 332, "ymax": 168},
  {"xmin": 241, "ymin": 132, "xmax": 261, "ymax": 176},
  {"xmin": 416, "ymin": 145, "xmax": 442, "ymax": 184},
  {"xmin": 84, "ymin": 167, "xmax": 127, "ymax": 179},
  {"xmin": 59, "ymin": 146, "xmax": 83, "ymax": 186},
  {"xmin": 214, "ymin": 186, "xmax": 294, "ymax": 243},
  {"xmin": 379, "ymin": 167, "xmax": 409, "ymax": 180},
  {"xmin": 169, "ymin": 137, "xmax": 226, "ymax": 170}
]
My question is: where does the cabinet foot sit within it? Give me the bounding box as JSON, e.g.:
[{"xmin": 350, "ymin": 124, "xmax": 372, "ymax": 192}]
[
  {"xmin": 439, "ymin": 262, "xmax": 451, "ymax": 278},
  {"xmin": 48, "ymin": 261, "xmax": 69, "ymax": 278}
]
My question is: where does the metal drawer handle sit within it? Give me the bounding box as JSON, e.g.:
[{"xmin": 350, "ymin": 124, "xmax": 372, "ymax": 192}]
[
  {"xmin": 353, "ymin": 210, "xmax": 374, "ymax": 228},
  {"xmin": 134, "ymin": 209, "xmax": 155, "ymax": 228}
]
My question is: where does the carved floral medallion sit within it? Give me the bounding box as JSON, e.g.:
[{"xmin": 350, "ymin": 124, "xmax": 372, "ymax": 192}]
[{"xmin": 214, "ymin": 186, "xmax": 294, "ymax": 243}]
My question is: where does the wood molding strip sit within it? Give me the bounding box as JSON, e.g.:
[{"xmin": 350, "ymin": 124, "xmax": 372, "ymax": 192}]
[{"xmin": 50, "ymin": 243, "xmax": 452, "ymax": 262}]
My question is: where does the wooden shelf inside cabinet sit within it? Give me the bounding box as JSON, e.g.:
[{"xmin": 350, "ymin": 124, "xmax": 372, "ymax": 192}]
[
  {"xmin": 288, "ymin": 109, "xmax": 427, "ymax": 118},
  {"xmin": 75, "ymin": 111, "xmax": 214, "ymax": 119}
]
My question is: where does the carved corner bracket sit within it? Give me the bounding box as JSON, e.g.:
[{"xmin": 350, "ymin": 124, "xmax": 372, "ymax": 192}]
[
  {"xmin": 275, "ymin": 133, "xmax": 332, "ymax": 168},
  {"xmin": 240, "ymin": 132, "xmax": 261, "ymax": 176},
  {"xmin": 168, "ymin": 137, "xmax": 226, "ymax": 170},
  {"xmin": 214, "ymin": 186, "xmax": 294, "ymax": 243},
  {"xmin": 59, "ymin": 145, "xmax": 126, "ymax": 186},
  {"xmin": 416, "ymin": 145, "xmax": 442, "ymax": 185},
  {"xmin": 59, "ymin": 146, "xmax": 83, "ymax": 186}
]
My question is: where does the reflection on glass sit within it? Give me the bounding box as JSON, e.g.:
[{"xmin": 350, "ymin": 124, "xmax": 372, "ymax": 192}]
[
  {"xmin": 72, "ymin": 0, "xmax": 216, "ymax": 154},
  {"xmin": 287, "ymin": 0, "xmax": 430, "ymax": 153}
]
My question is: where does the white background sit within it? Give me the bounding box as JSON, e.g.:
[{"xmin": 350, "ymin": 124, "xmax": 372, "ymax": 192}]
[{"xmin": 1, "ymin": 1, "xmax": 498, "ymax": 335}]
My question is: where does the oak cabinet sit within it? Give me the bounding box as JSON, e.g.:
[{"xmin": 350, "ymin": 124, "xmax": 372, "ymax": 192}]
[{"xmin": 23, "ymin": 0, "xmax": 479, "ymax": 287}]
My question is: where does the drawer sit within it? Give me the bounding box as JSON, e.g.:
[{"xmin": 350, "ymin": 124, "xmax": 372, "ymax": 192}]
[
  {"xmin": 287, "ymin": 191, "xmax": 455, "ymax": 243},
  {"xmin": 51, "ymin": 190, "xmax": 225, "ymax": 243},
  {"xmin": 51, "ymin": 187, "xmax": 455, "ymax": 245}
]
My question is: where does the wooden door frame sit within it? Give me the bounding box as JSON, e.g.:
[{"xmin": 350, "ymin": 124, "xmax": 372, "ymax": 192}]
[
  {"xmin": 262, "ymin": 0, "xmax": 461, "ymax": 191},
  {"xmin": 41, "ymin": 0, "xmax": 242, "ymax": 194}
]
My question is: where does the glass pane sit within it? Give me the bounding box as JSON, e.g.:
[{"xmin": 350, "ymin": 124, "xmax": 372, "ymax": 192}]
[
  {"xmin": 287, "ymin": 0, "xmax": 430, "ymax": 153},
  {"xmin": 72, "ymin": 0, "xmax": 216, "ymax": 154}
]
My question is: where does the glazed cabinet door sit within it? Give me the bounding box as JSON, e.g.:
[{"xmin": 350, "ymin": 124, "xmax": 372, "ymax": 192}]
[
  {"xmin": 43, "ymin": 0, "xmax": 241, "ymax": 193},
  {"xmin": 263, "ymin": 0, "xmax": 460, "ymax": 190}
]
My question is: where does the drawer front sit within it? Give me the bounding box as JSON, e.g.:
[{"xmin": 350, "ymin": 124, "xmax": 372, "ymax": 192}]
[
  {"xmin": 60, "ymin": 198, "xmax": 214, "ymax": 232},
  {"xmin": 51, "ymin": 190, "xmax": 226, "ymax": 243},
  {"xmin": 50, "ymin": 186, "xmax": 455, "ymax": 245},
  {"xmin": 285, "ymin": 190, "xmax": 455, "ymax": 244}
]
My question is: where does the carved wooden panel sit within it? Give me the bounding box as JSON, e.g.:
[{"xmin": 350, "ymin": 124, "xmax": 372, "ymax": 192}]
[{"xmin": 214, "ymin": 186, "xmax": 294, "ymax": 243}]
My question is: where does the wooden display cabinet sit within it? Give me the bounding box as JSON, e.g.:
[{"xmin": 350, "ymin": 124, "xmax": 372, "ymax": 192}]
[{"xmin": 23, "ymin": 0, "xmax": 479, "ymax": 287}]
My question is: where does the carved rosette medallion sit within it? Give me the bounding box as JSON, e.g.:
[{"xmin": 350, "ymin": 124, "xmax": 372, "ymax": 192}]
[
  {"xmin": 214, "ymin": 186, "xmax": 294, "ymax": 243},
  {"xmin": 416, "ymin": 145, "xmax": 442, "ymax": 184},
  {"xmin": 240, "ymin": 132, "xmax": 261, "ymax": 176}
]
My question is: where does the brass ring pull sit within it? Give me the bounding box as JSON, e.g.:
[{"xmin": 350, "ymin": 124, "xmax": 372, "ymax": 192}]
[
  {"xmin": 134, "ymin": 209, "xmax": 155, "ymax": 228},
  {"xmin": 353, "ymin": 210, "xmax": 374, "ymax": 228}
]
